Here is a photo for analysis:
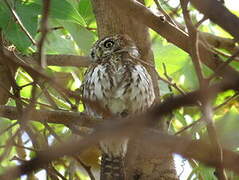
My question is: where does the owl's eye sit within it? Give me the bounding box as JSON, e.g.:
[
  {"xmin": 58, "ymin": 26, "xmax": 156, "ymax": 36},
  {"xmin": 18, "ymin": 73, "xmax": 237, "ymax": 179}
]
[{"xmin": 104, "ymin": 40, "xmax": 114, "ymax": 48}]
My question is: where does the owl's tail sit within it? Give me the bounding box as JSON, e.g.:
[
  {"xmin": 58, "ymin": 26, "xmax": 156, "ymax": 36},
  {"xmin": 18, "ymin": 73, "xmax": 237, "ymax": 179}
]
[{"xmin": 100, "ymin": 153, "xmax": 126, "ymax": 180}]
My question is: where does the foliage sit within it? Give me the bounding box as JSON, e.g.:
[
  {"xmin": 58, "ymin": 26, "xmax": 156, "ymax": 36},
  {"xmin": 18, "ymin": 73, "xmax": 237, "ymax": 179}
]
[{"xmin": 0, "ymin": 0, "xmax": 238, "ymax": 179}]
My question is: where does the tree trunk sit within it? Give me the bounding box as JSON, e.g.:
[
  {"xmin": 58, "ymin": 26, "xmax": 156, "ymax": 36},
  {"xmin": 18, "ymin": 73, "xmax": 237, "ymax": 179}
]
[{"xmin": 91, "ymin": 0, "xmax": 178, "ymax": 179}]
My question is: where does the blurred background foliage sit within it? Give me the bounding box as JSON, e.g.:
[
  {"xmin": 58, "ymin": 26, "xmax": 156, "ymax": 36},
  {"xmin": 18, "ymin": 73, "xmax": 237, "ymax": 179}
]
[{"xmin": 0, "ymin": 0, "xmax": 238, "ymax": 179}]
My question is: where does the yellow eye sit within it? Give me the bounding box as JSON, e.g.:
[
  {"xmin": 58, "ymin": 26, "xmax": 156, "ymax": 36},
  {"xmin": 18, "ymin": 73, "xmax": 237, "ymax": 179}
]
[{"xmin": 104, "ymin": 40, "xmax": 114, "ymax": 48}]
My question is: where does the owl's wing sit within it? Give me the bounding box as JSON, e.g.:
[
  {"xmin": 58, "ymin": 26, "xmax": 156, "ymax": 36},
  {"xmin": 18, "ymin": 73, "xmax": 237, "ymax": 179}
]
[{"xmin": 81, "ymin": 64, "xmax": 113, "ymax": 117}]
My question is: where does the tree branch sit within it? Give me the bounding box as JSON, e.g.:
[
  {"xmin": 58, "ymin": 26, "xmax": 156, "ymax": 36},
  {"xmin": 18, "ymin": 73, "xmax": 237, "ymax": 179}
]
[
  {"xmin": 0, "ymin": 69, "xmax": 238, "ymax": 178},
  {"xmin": 190, "ymin": 0, "xmax": 239, "ymax": 40},
  {"xmin": 110, "ymin": 0, "xmax": 239, "ymax": 79},
  {"xmin": 38, "ymin": 0, "xmax": 51, "ymax": 68},
  {"xmin": 1, "ymin": 123, "xmax": 239, "ymax": 179},
  {"xmin": 0, "ymin": 105, "xmax": 99, "ymax": 128},
  {"xmin": 3, "ymin": 48, "xmax": 91, "ymax": 67},
  {"xmin": 199, "ymin": 32, "xmax": 239, "ymax": 54}
]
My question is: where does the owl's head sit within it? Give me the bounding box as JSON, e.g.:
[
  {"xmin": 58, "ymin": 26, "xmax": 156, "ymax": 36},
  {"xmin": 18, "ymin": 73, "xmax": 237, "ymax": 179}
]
[{"xmin": 90, "ymin": 34, "xmax": 140, "ymax": 62}]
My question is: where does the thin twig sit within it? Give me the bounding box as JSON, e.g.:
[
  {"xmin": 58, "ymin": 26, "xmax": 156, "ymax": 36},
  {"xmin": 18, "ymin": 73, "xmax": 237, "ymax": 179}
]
[
  {"xmin": 158, "ymin": 75, "xmax": 185, "ymax": 95},
  {"xmin": 161, "ymin": 62, "xmax": 185, "ymax": 95},
  {"xmin": 2, "ymin": 110, "xmax": 239, "ymax": 179},
  {"xmin": 214, "ymin": 93, "xmax": 239, "ymax": 110},
  {"xmin": 0, "ymin": 122, "xmax": 18, "ymax": 136},
  {"xmin": 37, "ymin": 26, "xmax": 64, "ymax": 33},
  {"xmin": 19, "ymin": 82, "xmax": 35, "ymax": 89},
  {"xmin": 39, "ymin": 83, "xmax": 59, "ymax": 110},
  {"xmin": 162, "ymin": 63, "xmax": 172, "ymax": 82},
  {"xmin": 12, "ymin": 143, "xmax": 38, "ymax": 152},
  {"xmin": 208, "ymin": 49, "xmax": 239, "ymax": 81},
  {"xmin": 195, "ymin": 16, "xmax": 208, "ymax": 28},
  {"xmin": 38, "ymin": 0, "xmax": 51, "ymax": 68},
  {"xmin": 4, "ymin": 49, "xmax": 81, "ymax": 100},
  {"xmin": 180, "ymin": 1, "xmax": 227, "ymax": 179},
  {"xmin": 0, "ymin": 129, "xmax": 20, "ymax": 162},
  {"xmin": 202, "ymin": 98, "xmax": 227, "ymax": 180},
  {"xmin": 180, "ymin": 0, "xmax": 204, "ymax": 84},
  {"xmin": 43, "ymin": 121, "xmax": 96, "ymax": 180},
  {"xmin": 211, "ymin": 49, "xmax": 239, "ymax": 62},
  {"xmin": 174, "ymin": 119, "xmax": 200, "ymax": 135},
  {"xmin": 175, "ymin": 92, "xmax": 238, "ymax": 135},
  {"xmin": 0, "ymin": 81, "xmax": 28, "ymax": 106},
  {"xmin": 48, "ymin": 164, "xmax": 68, "ymax": 180},
  {"xmin": 1, "ymin": 76, "xmax": 239, "ymax": 179}
]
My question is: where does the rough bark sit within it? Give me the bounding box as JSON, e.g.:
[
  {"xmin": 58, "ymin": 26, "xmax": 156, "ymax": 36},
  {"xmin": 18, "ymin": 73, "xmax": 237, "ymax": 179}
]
[
  {"xmin": 190, "ymin": 0, "xmax": 239, "ymax": 40},
  {"xmin": 90, "ymin": 0, "xmax": 177, "ymax": 179},
  {"xmin": 0, "ymin": 64, "xmax": 15, "ymax": 104},
  {"xmin": 0, "ymin": 36, "xmax": 17, "ymax": 105}
]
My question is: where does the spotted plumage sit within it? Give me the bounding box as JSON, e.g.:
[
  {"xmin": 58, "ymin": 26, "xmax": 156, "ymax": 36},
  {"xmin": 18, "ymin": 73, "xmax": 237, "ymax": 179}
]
[{"xmin": 81, "ymin": 34, "xmax": 155, "ymax": 180}]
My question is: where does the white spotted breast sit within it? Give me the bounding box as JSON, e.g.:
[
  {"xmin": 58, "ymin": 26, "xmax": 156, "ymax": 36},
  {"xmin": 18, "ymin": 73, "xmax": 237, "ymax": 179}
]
[{"xmin": 82, "ymin": 59, "xmax": 155, "ymax": 117}]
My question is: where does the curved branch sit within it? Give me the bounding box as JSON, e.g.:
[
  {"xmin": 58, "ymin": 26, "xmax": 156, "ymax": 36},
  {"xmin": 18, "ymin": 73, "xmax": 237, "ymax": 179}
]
[
  {"xmin": 190, "ymin": 0, "xmax": 239, "ymax": 40},
  {"xmin": 3, "ymin": 48, "xmax": 91, "ymax": 67},
  {"xmin": 0, "ymin": 70, "xmax": 239, "ymax": 178},
  {"xmin": 110, "ymin": 0, "xmax": 239, "ymax": 78},
  {"xmin": 200, "ymin": 32, "xmax": 239, "ymax": 54},
  {"xmin": 44, "ymin": 54, "xmax": 91, "ymax": 67},
  {"xmin": 0, "ymin": 105, "xmax": 99, "ymax": 128},
  {"xmin": 1, "ymin": 122, "xmax": 239, "ymax": 179}
]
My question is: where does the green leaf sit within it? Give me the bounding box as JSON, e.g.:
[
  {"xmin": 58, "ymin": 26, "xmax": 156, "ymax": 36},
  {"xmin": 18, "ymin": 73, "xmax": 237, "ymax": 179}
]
[
  {"xmin": 174, "ymin": 110, "xmax": 187, "ymax": 126},
  {"xmin": 58, "ymin": 20, "xmax": 96, "ymax": 53},
  {"xmin": 78, "ymin": 0, "xmax": 95, "ymax": 25},
  {"xmin": 152, "ymin": 32, "xmax": 200, "ymax": 90},
  {"xmin": 0, "ymin": 1, "xmax": 38, "ymax": 52},
  {"xmin": 191, "ymin": 164, "xmax": 217, "ymax": 180},
  {"xmin": 15, "ymin": 2, "xmax": 39, "ymax": 35},
  {"xmin": 231, "ymin": 61, "xmax": 239, "ymax": 71},
  {"xmin": 42, "ymin": 28, "xmax": 79, "ymax": 55},
  {"xmin": 152, "ymin": 36, "xmax": 188, "ymax": 75},
  {"xmin": 16, "ymin": 69, "xmax": 33, "ymax": 98},
  {"xmin": 158, "ymin": 80, "xmax": 171, "ymax": 96},
  {"xmin": 35, "ymin": 0, "xmax": 86, "ymax": 26},
  {"xmin": 213, "ymin": 90, "xmax": 235, "ymax": 107},
  {"xmin": 0, "ymin": 2, "xmax": 10, "ymax": 28},
  {"xmin": 5, "ymin": 22, "xmax": 33, "ymax": 52},
  {"xmin": 0, "ymin": 118, "xmax": 13, "ymax": 135},
  {"xmin": 31, "ymin": 121, "xmax": 45, "ymax": 131},
  {"xmin": 172, "ymin": 60, "xmax": 199, "ymax": 90},
  {"xmin": 30, "ymin": 151, "xmax": 37, "ymax": 159},
  {"xmin": 215, "ymin": 110, "xmax": 239, "ymax": 149},
  {"xmin": 145, "ymin": 0, "xmax": 154, "ymax": 6}
]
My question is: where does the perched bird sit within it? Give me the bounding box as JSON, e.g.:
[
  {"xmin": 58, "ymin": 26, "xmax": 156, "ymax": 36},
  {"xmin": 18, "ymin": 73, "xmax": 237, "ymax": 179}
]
[{"xmin": 81, "ymin": 34, "xmax": 155, "ymax": 180}]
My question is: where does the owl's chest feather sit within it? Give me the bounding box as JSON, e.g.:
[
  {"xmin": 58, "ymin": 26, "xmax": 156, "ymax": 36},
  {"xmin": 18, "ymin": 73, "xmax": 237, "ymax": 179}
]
[{"xmin": 82, "ymin": 60, "xmax": 155, "ymax": 116}]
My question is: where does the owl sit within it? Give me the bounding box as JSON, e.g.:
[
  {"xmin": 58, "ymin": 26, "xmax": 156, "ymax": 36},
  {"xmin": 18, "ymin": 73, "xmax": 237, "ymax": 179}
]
[{"xmin": 81, "ymin": 34, "xmax": 155, "ymax": 180}]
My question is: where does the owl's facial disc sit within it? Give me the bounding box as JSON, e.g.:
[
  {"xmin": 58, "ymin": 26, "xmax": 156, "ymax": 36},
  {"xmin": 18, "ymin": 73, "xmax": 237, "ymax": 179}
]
[
  {"xmin": 90, "ymin": 34, "xmax": 139, "ymax": 62},
  {"xmin": 90, "ymin": 38, "xmax": 116, "ymax": 61}
]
